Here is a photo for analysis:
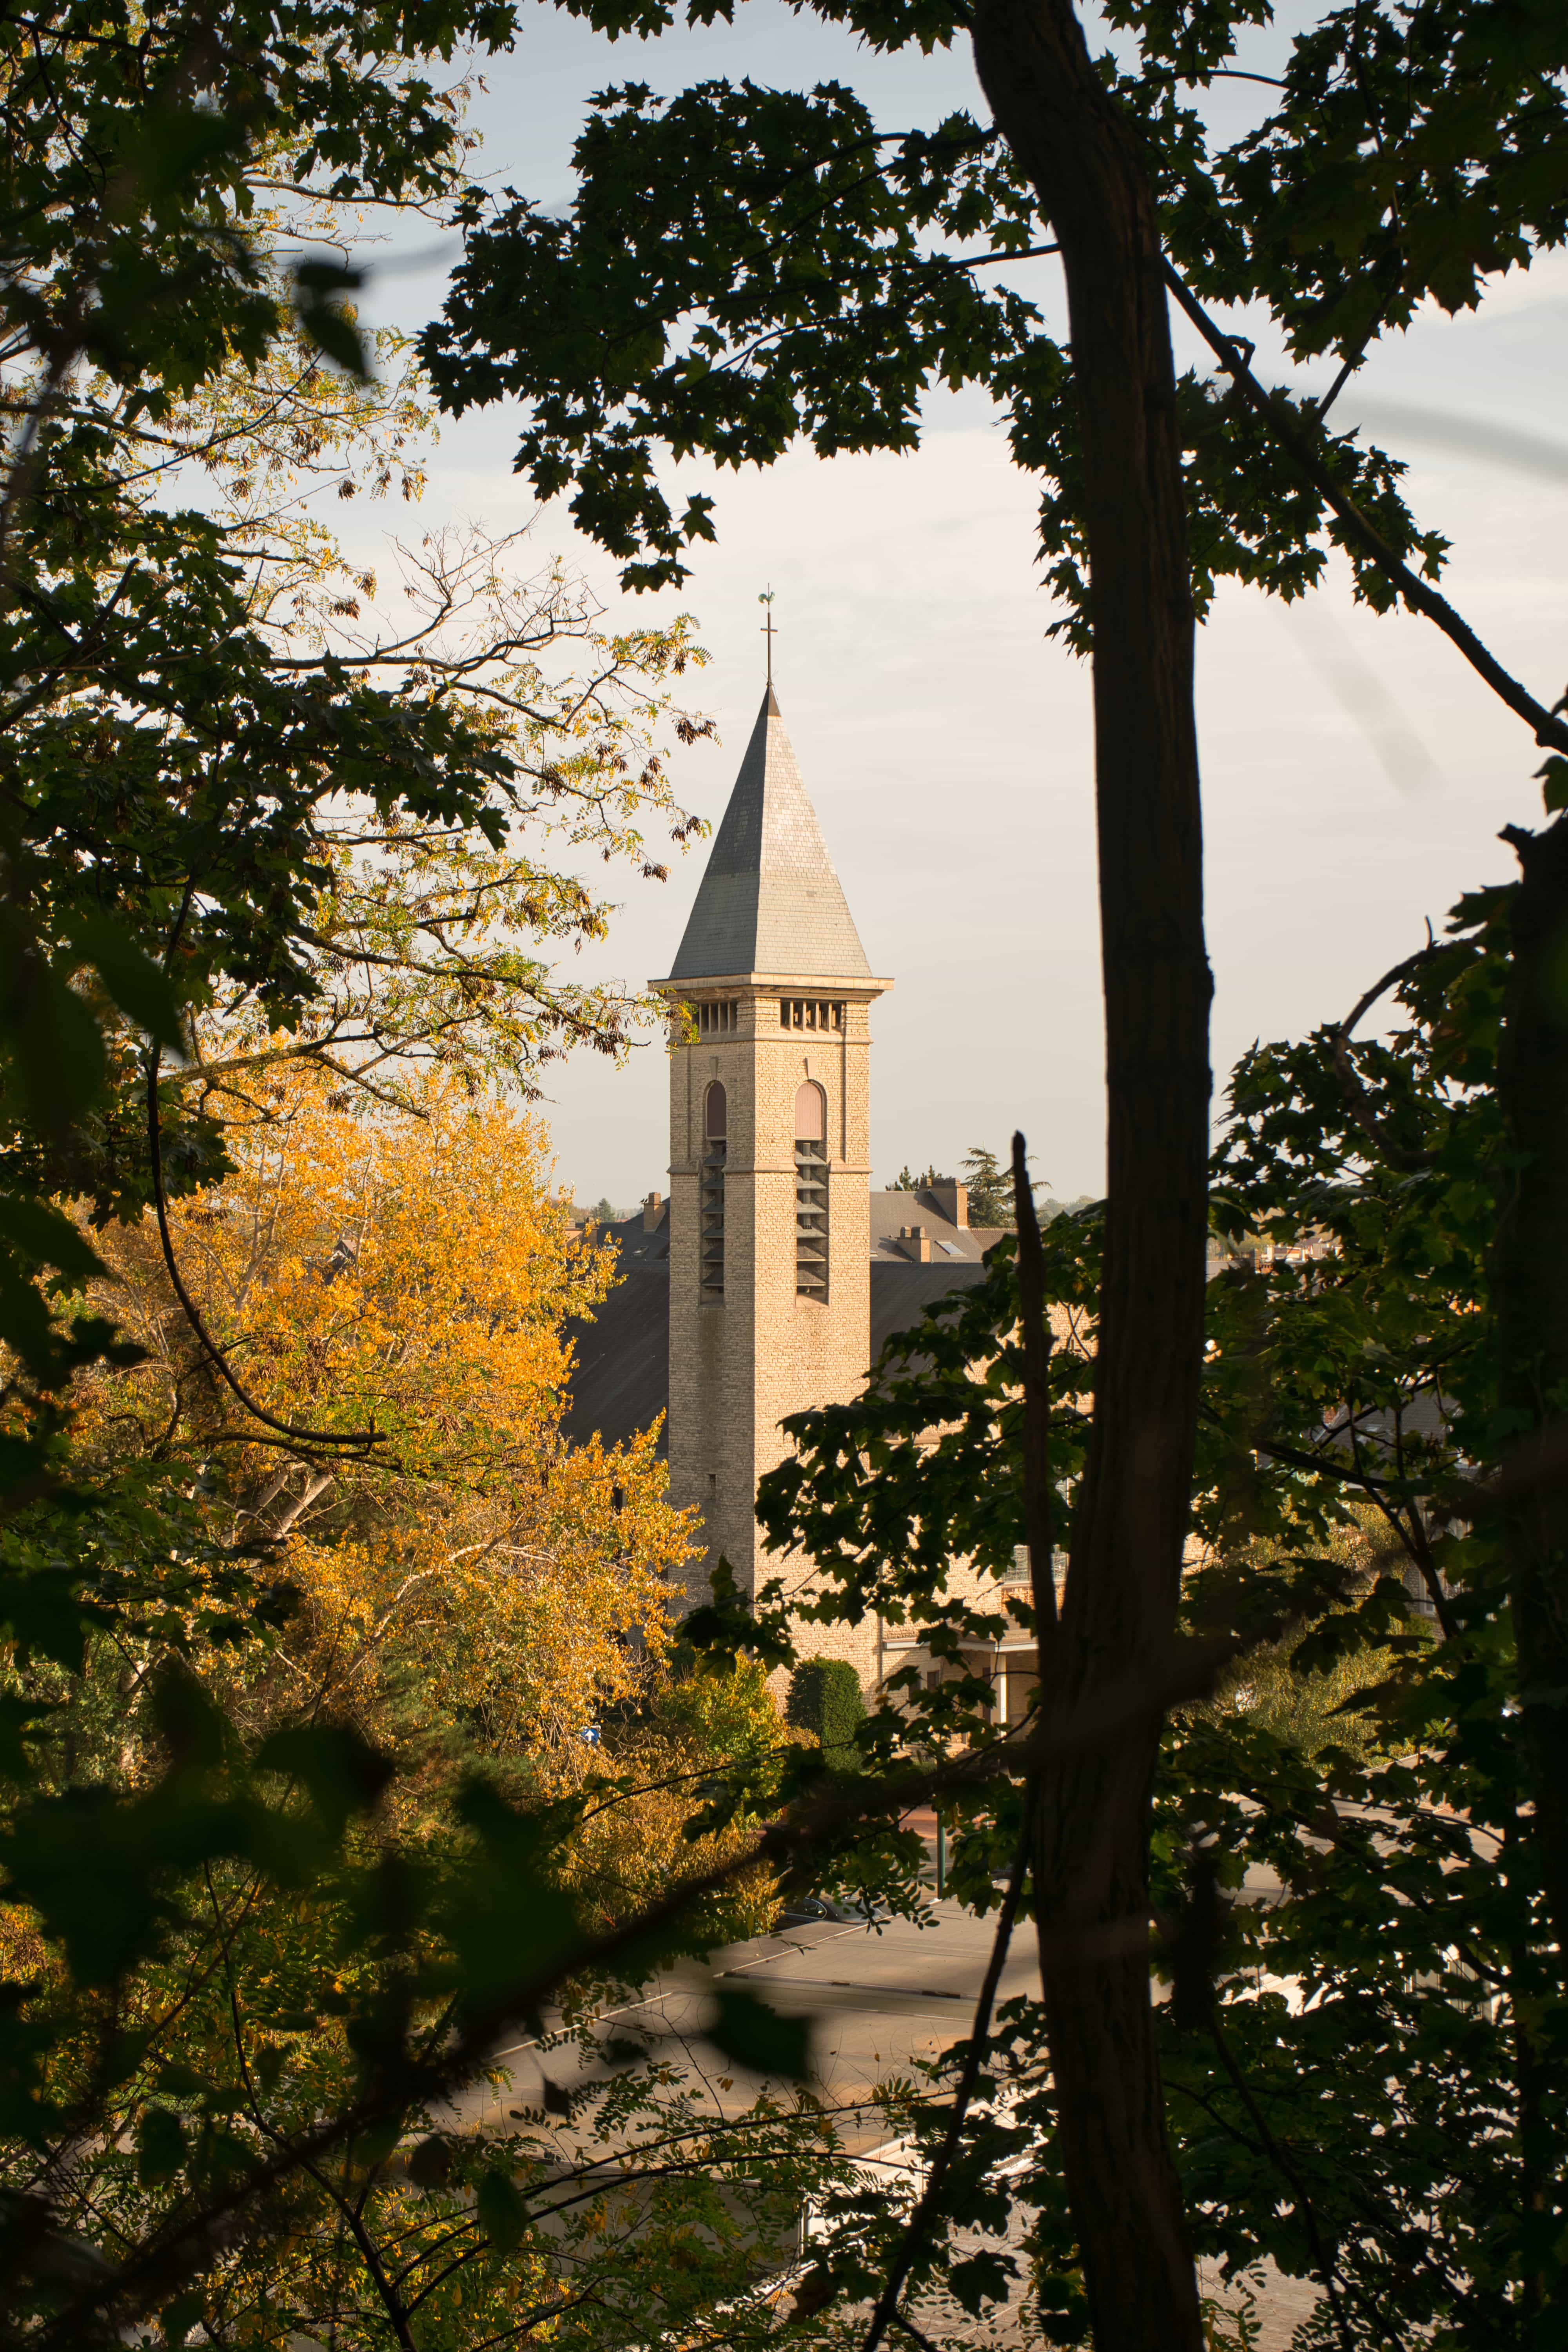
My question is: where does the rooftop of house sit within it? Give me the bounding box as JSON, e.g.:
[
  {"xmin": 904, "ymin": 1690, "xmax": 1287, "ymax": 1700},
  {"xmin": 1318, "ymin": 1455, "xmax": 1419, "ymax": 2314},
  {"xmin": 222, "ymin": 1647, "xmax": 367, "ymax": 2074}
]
[{"xmin": 869, "ymin": 1185, "xmax": 1005, "ymax": 1264}]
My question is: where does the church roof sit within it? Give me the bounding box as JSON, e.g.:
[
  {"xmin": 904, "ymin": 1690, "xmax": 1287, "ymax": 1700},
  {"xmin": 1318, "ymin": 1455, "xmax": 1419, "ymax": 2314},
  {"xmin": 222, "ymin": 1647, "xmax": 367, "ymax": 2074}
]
[
  {"xmin": 559, "ymin": 1208, "xmax": 996, "ymax": 1457},
  {"xmin": 559, "ymin": 1199, "xmax": 1004, "ymax": 1456},
  {"xmin": 664, "ymin": 685, "xmax": 873, "ymax": 983}
]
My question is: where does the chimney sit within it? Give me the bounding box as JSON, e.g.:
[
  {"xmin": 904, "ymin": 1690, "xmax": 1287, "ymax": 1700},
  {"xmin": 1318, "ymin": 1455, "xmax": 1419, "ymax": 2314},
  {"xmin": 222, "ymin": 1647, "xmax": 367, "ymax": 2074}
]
[
  {"xmin": 927, "ymin": 1181, "xmax": 968, "ymax": 1229},
  {"xmin": 642, "ymin": 1190, "xmax": 664, "ymax": 1232},
  {"xmin": 898, "ymin": 1224, "xmax": 931, "ymax": 1263}
]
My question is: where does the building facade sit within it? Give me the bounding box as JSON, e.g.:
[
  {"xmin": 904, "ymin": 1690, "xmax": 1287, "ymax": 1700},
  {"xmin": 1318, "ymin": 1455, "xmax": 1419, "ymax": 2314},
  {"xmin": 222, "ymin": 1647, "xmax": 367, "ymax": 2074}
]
[
  {"xmin": 650, "ymin": 686, "xmax": 887, "ymax": 1675},
  {"xmin": 564, "ymin": 679, "xmax": 1018, "ymax": 1697}
]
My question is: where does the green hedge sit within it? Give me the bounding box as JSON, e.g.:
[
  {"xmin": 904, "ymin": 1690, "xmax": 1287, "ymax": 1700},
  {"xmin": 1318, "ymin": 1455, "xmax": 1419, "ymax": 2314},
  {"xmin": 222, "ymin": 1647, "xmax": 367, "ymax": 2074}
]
[{"xmin": 785, "ymin": 1656, "xmax": 866, "ymax": 1768}]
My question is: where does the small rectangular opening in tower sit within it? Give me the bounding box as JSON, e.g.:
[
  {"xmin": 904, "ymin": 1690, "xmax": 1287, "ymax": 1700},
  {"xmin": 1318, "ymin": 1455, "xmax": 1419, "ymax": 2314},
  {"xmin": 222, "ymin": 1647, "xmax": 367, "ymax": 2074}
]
[
  {"xmin": 780, "ymin": 998, "xmax": 845, "ymax": 1033},
  {"xmin": 696, "ymin": 998, "xmax": 741, "ymax": 1036}
]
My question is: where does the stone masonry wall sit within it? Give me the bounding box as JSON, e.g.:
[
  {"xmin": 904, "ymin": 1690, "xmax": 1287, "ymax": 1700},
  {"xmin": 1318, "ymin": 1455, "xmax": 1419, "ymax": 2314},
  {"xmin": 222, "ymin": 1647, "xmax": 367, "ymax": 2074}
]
[{"xmin": 664, "ymin": 980, "xmax": 885, "ymax": 1691}]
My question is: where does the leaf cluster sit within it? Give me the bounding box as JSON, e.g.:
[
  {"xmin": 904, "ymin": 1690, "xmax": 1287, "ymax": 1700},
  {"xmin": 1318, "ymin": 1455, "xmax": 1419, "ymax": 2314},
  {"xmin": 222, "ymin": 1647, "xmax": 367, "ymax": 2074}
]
[
  {"xmin": 415, "ymin": 0, "xmax": 1558, "ymax": 644},
  {"xmin": 744, "ymin": 836, "xmax": 1568, "ymax": 2339}
]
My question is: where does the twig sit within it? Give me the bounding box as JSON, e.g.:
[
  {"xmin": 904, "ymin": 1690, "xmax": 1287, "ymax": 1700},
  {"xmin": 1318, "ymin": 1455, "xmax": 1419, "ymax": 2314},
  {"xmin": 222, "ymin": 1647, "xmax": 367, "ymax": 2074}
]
[
  {"xmin": 889, "ymin": 2308, "xmax": 946, "ymax": 2352},
  {"xmin": 1335, "ymin": 935, "xmax": 1440, "ymax": 1044},
  {"xmin": 1205, "ymin": 2010, "xmax": 1355, "ymax": 2352},
  {"xmin": 859, "ymin": 1814, "xmax": 1033, "ymax": 2352},
  {"xmin": 1160, "ymin": 261, "xmax": 1568, "ymax": 758},
  {"xmin": 1012, "ymin": 1129, "xmax": 1058, "ymax": 1639},
  {"xmin": 1321, "ymin": 937, "xmax": 1446, "ymax": 1174},
  {"xmin": 145, "ymin": 1043, "xmax": 382, "ymax": 1451}
]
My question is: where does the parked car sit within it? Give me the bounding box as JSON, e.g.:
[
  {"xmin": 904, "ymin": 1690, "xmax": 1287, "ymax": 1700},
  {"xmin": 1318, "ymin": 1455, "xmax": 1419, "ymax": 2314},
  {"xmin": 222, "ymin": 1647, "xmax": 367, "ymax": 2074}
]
[{"xmin": 775, "ymin": 1892, "xmax": 886, "ymax": 1927}]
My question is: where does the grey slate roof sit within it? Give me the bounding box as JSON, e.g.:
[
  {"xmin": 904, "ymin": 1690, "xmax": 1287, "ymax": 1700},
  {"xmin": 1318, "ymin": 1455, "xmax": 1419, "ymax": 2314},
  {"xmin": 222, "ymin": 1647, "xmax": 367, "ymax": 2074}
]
[
  {"xmin": 560, "ymin": 1212, "xmax": 670, "ymax": 1457},
  {"xmin": 869, "ymin": 1261, "xmax": 992, "ymax": 1357},
  {"xmin": 560, "ymin": 1205, "xmax": 999, "ymax": 1454},
  {"xmin": 665, "ymin": 686, "xmax": 873, "ymax": 982},
  {"xmin": 869, "ymin": 1189, "xmax": 1005, "ymax": 1264}
]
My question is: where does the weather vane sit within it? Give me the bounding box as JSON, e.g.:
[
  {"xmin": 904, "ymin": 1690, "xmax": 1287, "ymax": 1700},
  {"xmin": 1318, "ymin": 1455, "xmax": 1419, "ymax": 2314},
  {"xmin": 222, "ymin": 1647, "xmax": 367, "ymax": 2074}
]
[{"xmin": 758, "ymin": 588, "xmax": 777, "ymax": 686}]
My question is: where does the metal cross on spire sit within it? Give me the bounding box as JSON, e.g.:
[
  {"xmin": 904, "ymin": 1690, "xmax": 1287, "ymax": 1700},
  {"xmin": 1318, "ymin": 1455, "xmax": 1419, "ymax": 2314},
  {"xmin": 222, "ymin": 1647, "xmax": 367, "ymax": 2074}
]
[{"xmin": 758, "ymin": 588, "xmax": 777, "ymax": 685}]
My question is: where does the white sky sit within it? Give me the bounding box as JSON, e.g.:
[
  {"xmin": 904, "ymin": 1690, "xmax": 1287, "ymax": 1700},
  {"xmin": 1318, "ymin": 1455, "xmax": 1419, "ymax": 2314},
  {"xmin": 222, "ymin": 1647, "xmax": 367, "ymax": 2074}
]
[{"xmin": 349, "ymin": 1, "xmax": 1568, "ymax": 1210}]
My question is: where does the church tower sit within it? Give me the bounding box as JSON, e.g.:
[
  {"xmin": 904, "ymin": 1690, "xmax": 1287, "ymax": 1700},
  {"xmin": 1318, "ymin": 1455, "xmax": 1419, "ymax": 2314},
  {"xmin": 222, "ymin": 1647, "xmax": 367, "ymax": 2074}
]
[{"xmin": 652, "ymin": 684, "xmax": 889, "ymax": 1667}]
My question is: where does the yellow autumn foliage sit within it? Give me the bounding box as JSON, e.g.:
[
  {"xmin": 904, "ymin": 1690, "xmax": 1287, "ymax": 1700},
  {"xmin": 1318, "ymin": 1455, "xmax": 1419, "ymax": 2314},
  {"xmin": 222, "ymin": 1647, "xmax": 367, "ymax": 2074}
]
[{"xmin": 76, "ymin": 1069, "xmax": 701, "ymax": 1812}]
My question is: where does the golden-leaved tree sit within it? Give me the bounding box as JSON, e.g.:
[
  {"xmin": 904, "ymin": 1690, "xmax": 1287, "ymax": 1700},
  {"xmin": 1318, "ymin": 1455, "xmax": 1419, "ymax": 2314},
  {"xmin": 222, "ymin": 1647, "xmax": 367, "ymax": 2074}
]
[
  {"xmin": 0, "ymin": 18, "xmax": 827, "ymax": 2341},
  {"xmin": 0, "ymin": 1080, "xmax": 805, "ymax": 2351},
  {"xmin": 78, "ymin": 1071, "xmax": 691, "ymax": 1810}
]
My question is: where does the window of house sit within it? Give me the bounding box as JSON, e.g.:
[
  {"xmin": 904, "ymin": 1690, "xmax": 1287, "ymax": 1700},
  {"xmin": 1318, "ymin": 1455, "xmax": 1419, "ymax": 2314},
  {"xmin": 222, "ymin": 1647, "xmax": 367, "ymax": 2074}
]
[
  {"xmin": 701, "ymin": 1082, "xmax": 726, "ymax": 1299},
  {"xmin": 1004, "ymin": 1543, "xmax": 1071, "ymax": 1596},
  {"xmin": 696, "ymin": 998, "xmax": 740, "ymax": 1035},
  {"xmin": 794, "ymin": 1080, "xmax": 828, "ymax": 1301}
]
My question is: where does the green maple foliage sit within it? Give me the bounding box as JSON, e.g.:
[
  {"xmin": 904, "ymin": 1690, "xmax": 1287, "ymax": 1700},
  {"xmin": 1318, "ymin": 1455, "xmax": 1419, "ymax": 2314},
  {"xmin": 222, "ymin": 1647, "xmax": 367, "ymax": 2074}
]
[
  {"xmin": 749, "ymin": 831, "xmax": 1568, "ymax": 2341},
  {"xmin": 4, "ymin": 0, "xmax": 1568, "ymax": 2339},
  {"xmin": 419, "ymin": 0, "xmax": 1568, "ymax": 630}
]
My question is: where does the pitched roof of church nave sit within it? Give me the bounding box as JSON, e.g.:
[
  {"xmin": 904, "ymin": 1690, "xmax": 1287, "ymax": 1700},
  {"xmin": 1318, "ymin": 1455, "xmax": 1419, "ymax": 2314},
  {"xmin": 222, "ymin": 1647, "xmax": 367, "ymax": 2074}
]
[
  {"xmin": 560, "ymin": 1189, "xmax": 1005, "ymax": 1458},
  {"xmin": 664, "ymin": 683, "xmax": 873, "ymax": 983}
]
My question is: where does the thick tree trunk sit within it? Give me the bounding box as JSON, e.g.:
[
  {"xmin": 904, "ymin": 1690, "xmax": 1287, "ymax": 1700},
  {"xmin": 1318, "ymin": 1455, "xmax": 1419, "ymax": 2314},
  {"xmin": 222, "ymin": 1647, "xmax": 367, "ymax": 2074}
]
[
  {"xmin": 971, "ymin": 3, "xmax": 1211, "ymax": 2346},
  {"xmin": 1497, "ymin": 814, "xmax": 1568, "ymax": 1965}
]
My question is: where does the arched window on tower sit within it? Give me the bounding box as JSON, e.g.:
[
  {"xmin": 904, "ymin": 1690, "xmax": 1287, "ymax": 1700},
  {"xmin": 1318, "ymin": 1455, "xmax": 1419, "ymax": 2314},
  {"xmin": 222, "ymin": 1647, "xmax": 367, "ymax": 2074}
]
[
  {"xmin": 701, "ymin": 1082, "xmax": 727, "ymax": 1299},
  {"xmin": 794, "ymin": 1082, "xmax": 828, "ymax": 1300}
]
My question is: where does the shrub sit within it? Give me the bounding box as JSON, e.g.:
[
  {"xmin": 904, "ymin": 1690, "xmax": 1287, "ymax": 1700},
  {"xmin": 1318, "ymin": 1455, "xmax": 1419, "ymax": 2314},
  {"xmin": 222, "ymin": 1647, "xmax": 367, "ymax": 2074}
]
[{"xmin": 785, "ymin": 1657, "xmax": 866, "ymax": 1768}]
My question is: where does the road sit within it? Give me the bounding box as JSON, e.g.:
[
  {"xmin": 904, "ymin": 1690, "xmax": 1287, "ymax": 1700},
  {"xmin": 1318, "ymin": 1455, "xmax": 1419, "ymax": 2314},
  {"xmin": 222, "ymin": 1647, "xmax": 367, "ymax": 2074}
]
[
  {"xmin": 457, "ymin": 1896, "xmax": 1040, "ymax": 2154},
  {"xmin": 446, "ymin": 1900, "xmax": 1320, "ymax": 2349}
]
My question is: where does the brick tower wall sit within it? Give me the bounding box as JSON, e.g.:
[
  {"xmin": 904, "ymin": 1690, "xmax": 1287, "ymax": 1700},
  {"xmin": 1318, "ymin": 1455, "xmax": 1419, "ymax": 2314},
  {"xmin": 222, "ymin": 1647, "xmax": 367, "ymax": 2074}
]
[{"xmin": 665, "ymin": 983, "xmax": 883, "ymax": 1692}]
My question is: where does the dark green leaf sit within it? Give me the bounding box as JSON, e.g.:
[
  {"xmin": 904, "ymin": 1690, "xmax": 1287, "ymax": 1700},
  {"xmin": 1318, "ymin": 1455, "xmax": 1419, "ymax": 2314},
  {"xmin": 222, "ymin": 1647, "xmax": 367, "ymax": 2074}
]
[
  {"xmin": 256, "ymin": 1722, "xmax": 395, "ymax": 1835},
  {"xmin": 707, "ymin": 1988, "xmax": 811, "ymax": 2079},
  {"xmin": 137, "ymin": 2105, "xmax": 186, "ymax": 2185},
  {"xmin": 69, "ymin": 912, "xmax": 185, "ymax": 1051},
  {"xmin": 476, "ymin": 2167, "xmax": 528, "ymax": 2251},
  {"xmin": 0, "ymin": 1195, "xmax": 107, "ymax": 1283}
]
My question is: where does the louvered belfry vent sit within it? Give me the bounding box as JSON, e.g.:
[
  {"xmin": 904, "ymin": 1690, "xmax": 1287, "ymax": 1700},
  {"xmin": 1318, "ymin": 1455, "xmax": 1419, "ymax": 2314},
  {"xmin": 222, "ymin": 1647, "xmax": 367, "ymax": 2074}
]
[
  {"xmin": 794, "ymin": 1081, "xmax": 828, "ymax": 1301},
  {"xmin": 701, "ymin": 1082, "xmax": 727, "ymax": 1300},
  {"xmin": 795, "ymin": 1140, "xmax": 828, "ymax": 1297}
]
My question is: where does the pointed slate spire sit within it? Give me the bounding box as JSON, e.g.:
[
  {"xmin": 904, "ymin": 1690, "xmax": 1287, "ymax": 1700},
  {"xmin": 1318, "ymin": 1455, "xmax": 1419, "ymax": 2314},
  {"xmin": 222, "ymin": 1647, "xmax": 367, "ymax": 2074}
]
[{"xmin": 667, "ymin": 688, "xmax": 871, "ymax": 981}]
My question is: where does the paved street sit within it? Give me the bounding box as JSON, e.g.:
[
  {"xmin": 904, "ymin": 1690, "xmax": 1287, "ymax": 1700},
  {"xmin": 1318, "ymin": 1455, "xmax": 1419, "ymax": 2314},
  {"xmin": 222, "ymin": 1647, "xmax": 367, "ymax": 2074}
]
[
  {"xmin": 448, "ymin": 1900, "xmax": 1320, "ymax": 2348},
  {"xmin": 459, "ymin": 1896, "xmax": 1039, "ymax": 2152}
]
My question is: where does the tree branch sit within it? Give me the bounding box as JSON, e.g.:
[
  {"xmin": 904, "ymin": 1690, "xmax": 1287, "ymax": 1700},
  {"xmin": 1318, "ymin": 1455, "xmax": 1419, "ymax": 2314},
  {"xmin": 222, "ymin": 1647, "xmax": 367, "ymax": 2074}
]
[
  {"xmin": 860, "ymin": 1814, "xmax": 1033, "ymax": 2352},
  {"xmin": 1160, "ymin": 261, "xmax": 1568, "ymax": 757},
  {"xmin": 146, "ymin": 1045, "xmax": 383, "ymax": 1452}
]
